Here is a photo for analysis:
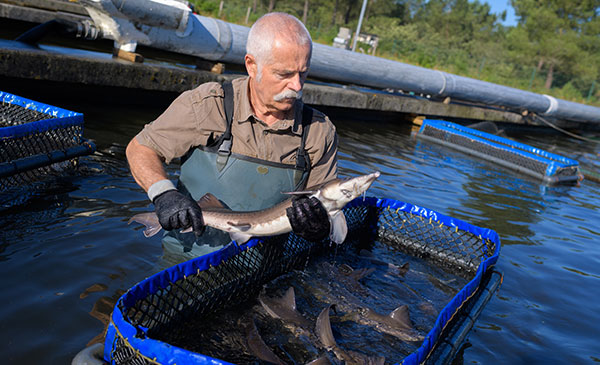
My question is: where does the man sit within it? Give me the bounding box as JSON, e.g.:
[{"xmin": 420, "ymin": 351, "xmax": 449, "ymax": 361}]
[{"xmin": 126, "ymin": 12, "xmax": 338, "ymax": 259}]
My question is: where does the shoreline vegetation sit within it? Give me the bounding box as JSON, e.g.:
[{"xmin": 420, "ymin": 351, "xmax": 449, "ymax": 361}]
[{"xmin": 190, "ymin": 0, "xmax": 600, "ymax": 107}]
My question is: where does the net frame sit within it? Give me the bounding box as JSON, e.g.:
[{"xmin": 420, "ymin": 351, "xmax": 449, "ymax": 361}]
[
  {"xmin": 104, "ymin": 197, "xmax": 501, "ymax": 364},
  {"xmin": 416, "ymin": 119, "xmax": 580, "ymax": 185}
]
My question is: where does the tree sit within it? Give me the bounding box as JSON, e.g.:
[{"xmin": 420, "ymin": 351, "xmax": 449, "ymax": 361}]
[{"xmin": 510, "ymin": 0, "xmax": 599, "ymax": 89}]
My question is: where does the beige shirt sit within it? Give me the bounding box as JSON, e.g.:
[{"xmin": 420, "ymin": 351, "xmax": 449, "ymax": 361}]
[{"xmin": 136, "ymin": 76, "xmax": 338, "ymax": 187}]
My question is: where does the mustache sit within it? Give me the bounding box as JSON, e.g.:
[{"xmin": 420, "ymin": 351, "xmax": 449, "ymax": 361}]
[{"xmin": 273, "ymin": 89, "xmax": 302, "ymax": 102}]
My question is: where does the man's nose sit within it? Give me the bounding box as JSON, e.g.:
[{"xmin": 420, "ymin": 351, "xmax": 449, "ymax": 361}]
[{"xmin": 288, "ymin": 73, "xmax": 303, "ymax": 91}]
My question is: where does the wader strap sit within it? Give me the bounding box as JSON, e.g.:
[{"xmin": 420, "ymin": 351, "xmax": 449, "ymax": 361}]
[
  {"xmin": 216, "ymin": 81, "xmax": 234, "ymax": 171},
  {"xmin": 293, "ymin": 105, "xmax": 313, "ymax": 188},
  {"xmin": 215, "ymin": 80, "xmax": 311, "ymax": 181}
]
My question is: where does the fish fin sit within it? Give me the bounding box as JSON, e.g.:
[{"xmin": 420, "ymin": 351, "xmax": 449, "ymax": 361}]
[
  {"xmin": 144, "ymin": 225, "xmax": 163, "ymax": 238},
  {"xmin": 243, "ymin": 317, "xmax": 285, "ymax": 365},
  {"xmin": 259, "ymin": 287, "xmax": 297, "ymax": 319},
  {"xmin": 306, "ymin": 356, "xmax": 331, "ymax": 365},
  {"xmin": 389, "ymin": 305, "xmax": 412, "ymax": 330},
  {"xmin": 329, "ymin": 211, "xmax": 348, "ymax": 244},
  {"xmin": 198, "ymin": 193, "xmax": 231, "ymax": 210},
  {"xmin": 351, "ymin": 267, "xmax": 375, "ymax": 281},
  {"xmin": 227, "ymin": 222, "xmax": 252, "ymax": 231},
  {"xmin": 128, "ymin": 213, "xmax": 162, "ymax": 238},
  {"xmin": 282, "ymin": 287, "xmax": 297, "ymax": 311},
  {"xmin": 316, "ymin": 304, "xmax": 337, "ymax": 349},
  {"xmin": 281, "ymin": 189, "xmax": 316, "ymax": 196},
  {"xmin": 258, "ymin": 293, "xmax": 280, "ymax": 319},
  {"xmin": 229, "ymin": 232, "xmax": 252, "ymax": 244}
]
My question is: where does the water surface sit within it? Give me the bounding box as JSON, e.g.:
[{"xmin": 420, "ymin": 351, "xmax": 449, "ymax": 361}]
[{"xmin": 0, "ymin": 94, "xmax": 599, "ymax": 363}]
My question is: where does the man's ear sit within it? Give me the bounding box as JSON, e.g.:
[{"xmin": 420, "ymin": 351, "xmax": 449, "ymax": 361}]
[{"xmin": 245, "ymin": 54, "xmax": 257, "ymax": 79}]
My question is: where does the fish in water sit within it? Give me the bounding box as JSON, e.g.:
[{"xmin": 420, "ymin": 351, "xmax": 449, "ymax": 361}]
[
  {"xmin": 307, "ymin": 262, "xmax": 376, "ymax": 305},
  {"xmin": 129, "ymin": 171, "xmax": 381, "ymax": 244},
  {"xmin": 338, "ymin": 264, "xmax": 376, "ymax": 281},
  {"xmin": 354, "ymin": 305, "xmax": 424, "ymax": 344},
  {"xmin": 316, "ymin": 305, "xmax": 385, "ymax": 365},
  {"xmin": 239, "ymin": 316, "xmax": 285, "ymax": 365},
  {"xmin": 359, "ymin": 249, "xmax": 410, "ymax": 276},
  {"xmin": 241, "ymin": 312, "xmax": 328, "ymax": 365},
  {"xmin": 259, "ymin": 287, "xmax": 313, "ymax": 329},
  {"xmin": 258, "ymin": 287, "xmax": 334, "ymax": 364}
]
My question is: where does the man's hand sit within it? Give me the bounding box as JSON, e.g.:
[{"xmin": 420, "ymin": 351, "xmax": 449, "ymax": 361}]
[
  {"xmin": 153, "ymin": 190, "xmax": 205, "ymax": 235},
  {"xmin": 286, "ymin": 196, "xmax": 330, "ymax": 242}
]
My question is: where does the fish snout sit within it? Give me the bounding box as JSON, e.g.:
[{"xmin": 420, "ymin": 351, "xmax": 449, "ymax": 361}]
[{"xmin": 348, "ymin": 171, "xmax": 380, "ymax": 198}]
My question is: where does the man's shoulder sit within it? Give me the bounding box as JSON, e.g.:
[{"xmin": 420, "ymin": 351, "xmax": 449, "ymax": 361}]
[
  {"xmin": 187, "ymin": 81, "xmax": 224, "ymax": 102},
  {"xmin": 305, "ymin": 105, "xmax": 335, "ymax": 132},
  {"xmin": 187, "ymin": 76, "xmax": 248, "ymax": 102}
]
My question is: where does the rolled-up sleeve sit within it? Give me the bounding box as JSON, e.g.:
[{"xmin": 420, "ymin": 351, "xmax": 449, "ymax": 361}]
[
  {"xmin": 136, "ymin": 90, "xmax": 199, "ymax": 164},
  {"xmin": 136, "ymin": 83, "xmax": 223, "ymax": 164}
]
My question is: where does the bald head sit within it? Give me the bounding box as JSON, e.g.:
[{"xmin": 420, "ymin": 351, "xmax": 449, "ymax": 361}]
[{"xmin": 246, "ymin": 12, "xmax": 312, "ymax": 71}]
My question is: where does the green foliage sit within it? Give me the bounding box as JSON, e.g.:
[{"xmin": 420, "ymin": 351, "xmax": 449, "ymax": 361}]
[{"xmin": 192, "ymin": 0, "xmax": 600, "ymax": 106}]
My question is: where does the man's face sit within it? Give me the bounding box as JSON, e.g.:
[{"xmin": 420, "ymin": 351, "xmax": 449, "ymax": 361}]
[{"xmin": 246, "ymin": 38, "xmax": 311, "ymax": 114}]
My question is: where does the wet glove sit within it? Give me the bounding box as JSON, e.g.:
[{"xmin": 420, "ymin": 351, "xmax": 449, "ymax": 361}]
[
  {"xmin": 153, "ymin": 190, "xmax": 205, "ymax": 235},
  {"xmin": 286, "ymin": 196, "xmax": 330, "ymax": 242}
]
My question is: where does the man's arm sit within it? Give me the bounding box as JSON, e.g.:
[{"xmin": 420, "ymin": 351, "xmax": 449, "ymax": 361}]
[
  {"xmin": 126, "ymin": 136, "xmax": 205, "ymax": 235},
  {"xmin": 126, "ymin": 136, "xmax": 169, "ymax": 193}
]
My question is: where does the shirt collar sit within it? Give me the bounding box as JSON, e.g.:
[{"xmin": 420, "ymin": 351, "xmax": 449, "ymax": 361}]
[{"xmin": 235, "ymin": 76, "xmax": 304, "ymax": 136}]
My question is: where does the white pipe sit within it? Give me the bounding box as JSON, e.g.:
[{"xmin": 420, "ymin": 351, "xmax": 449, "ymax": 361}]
[{"xmin": 82, "ymin": 1, "xmax": 600, "ymax": 124}]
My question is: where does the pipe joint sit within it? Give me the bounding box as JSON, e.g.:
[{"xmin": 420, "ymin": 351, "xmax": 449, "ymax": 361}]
[{"xmin": 543, "ymin": 95, "xmax": 559, "ymax": 116}]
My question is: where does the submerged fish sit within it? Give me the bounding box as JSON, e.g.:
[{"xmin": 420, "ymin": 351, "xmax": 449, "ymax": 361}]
[
  {"xmin": 355, "ymin": 305, "xmax": 424, "ymax": 344},
  {"xmin": 338, "ymin": 264, "xmax": 375, "ymax": 281},
  {"xmin": 359, "ymin": 249, "xmax": 410, "ymax": 276},
  {"xmin": 129, "ymin": 171, "xmax": 380, "ymax": 244},
  {"xmin": 258, "ymin": 287, "xmax": 334, "ymax": 364},
  {"xmin": 309, "ymin": 262, "xmax": 376, "ymax": 304},
  {"xmin": 239, "ymin": 317, "xmax": 285, "ymax": 365},
  {"xmin": 316, "ymin": 305, "xmax": 385, "ymax": 365},
  {"xmin": 259, "ymin": 287, "xmax": 312, "ymax": 329}
]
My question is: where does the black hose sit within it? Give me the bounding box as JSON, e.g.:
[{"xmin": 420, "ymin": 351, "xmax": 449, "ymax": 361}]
[{"xmin": 15, "ymin": 19, "xmax": 101, "ymax": 45}]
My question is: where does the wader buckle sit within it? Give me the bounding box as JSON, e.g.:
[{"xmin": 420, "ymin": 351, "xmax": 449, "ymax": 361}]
[{"xmin": 216, "ymin": 138, "xmax": 232, "ymax": 171}]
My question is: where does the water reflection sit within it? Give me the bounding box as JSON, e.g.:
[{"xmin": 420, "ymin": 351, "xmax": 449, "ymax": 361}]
[
  {"xmin": 0, "ymin": 183, "xmax": 74, "ymax": 247},
  {"xmin": 86, "ymin": 289, "xmax": 125, "ymax": 346},
  {"xmin": 0, "ymin": 92, "xmax": 599, "ymax": 364}
]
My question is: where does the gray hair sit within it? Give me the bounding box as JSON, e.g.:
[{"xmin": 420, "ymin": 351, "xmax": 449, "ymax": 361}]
[{"xmin": 246, "ymin": 12, "xmax": 312, "ymax": 73}]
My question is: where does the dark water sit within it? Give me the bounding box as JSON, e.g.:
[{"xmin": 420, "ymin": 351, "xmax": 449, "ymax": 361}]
[
  {"xmin": 159, "ymin": 241, "xmax": 465, "ymax": 364},
  {"xmin": 1, "ymin": 92, "xmax": 599, "ymax": 364}
]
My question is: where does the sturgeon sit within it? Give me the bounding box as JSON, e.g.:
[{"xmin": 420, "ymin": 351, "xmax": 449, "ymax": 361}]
[
  {"xmin": 316, "ymin": 305, "xmax": 385, "ymax": 365},
  {"xmin": 239, "ymin": 317, "xmax": 285, "ymax": 365},
  {"xmin": 259, "ymin": 287, "xmax": 313, "ymax": 329},
  {"xmin": 129, "ymin": 171, "xmax": 380, "ymax": 244},
  {"xmin": 357, "ymin": 305, "xmax": 425, "ymax": 343}
]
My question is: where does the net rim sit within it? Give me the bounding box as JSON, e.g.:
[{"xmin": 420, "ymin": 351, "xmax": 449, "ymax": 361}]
[
  {"xmin": 417, "ymin": 119, "xmax": 579, "ymax": 172},
  {"xmin": 107, "ymin": 197, "xmax": 502, "ymax": 365}
]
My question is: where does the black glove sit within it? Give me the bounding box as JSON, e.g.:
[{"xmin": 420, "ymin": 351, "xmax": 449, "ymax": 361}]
[
  {"xmin": 286, "ymin": 196, "xmax": 330, "ymax": 242},
  {"xmin": 153, "ymin": 190, "xmax": 205, "ymax": 235}
]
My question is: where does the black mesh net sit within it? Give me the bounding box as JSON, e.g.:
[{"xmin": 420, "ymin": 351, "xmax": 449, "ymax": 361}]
[
  {"xmin": 0, "ymin": 101, "xmax": 83, "ymax": 190},
  {"xmin": 420, "ymin": 124, "xmax": 549, "ymax": 176},
  {"xmin": 107, "ymin": 203, "xmax": 497, "ymax": 364},
  {"xmin": 376, "ymin": 205, "xmax": 493, "ymax": 276},
  {"xmin": 0, "ymin": 100, "xmax": 57, "ymax": 127}
]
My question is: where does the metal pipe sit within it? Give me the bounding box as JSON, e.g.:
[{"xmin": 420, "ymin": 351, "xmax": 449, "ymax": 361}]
[
  {"xmin": 82, "ymin": 1, "xmax": 600, "ymax": 124},
  {"xmin": 351, "ymin": 0, "xmax": 368, "ymax": 52}
]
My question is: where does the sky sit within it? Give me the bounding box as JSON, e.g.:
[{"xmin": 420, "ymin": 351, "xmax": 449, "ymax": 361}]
[{"xmin": 482, "ymin": 0, "xmax": 518, "ymax": 26}]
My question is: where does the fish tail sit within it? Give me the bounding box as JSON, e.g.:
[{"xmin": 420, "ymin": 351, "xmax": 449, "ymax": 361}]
[{"xmin": 128, "ymin": 213, "xmax": 162, "ymax": 238}]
